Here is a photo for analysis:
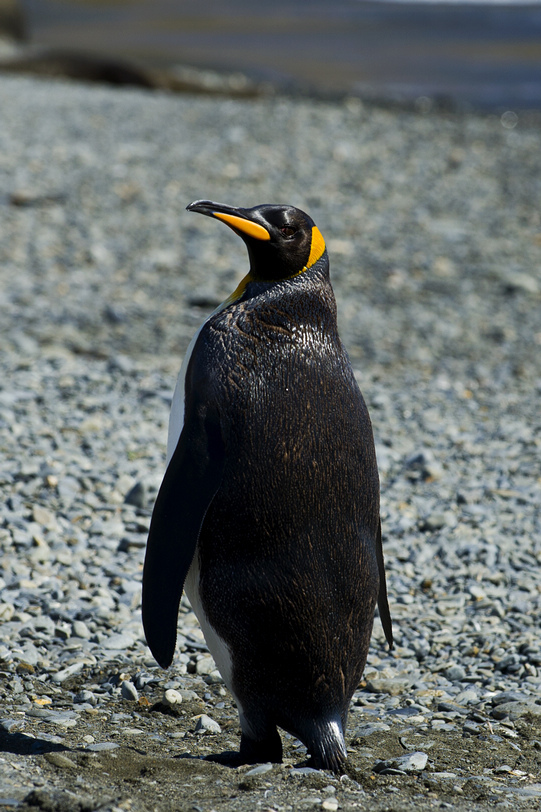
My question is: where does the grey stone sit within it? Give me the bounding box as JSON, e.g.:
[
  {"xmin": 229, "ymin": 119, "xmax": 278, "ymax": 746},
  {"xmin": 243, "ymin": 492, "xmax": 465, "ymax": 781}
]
[
  {"xmin": 54, "ymin": 625, "xmax": 71, "ymax": 641},
  {"xmin": 74, "ymin": 690, "xmax": 97, "ymax": 705},
  {"xmin": 493, "ymin": 764, "xmax": 513, "ymax": 774},
  {"xmin": 492, "ymin": 691, "xmax": 528, "ymax": 706},
  {"xmin": 85, "ymin": 742, "xmax": 120, "ymax": 751},
  {"xmin": 509, "ymin": 785, "xmax": 541, "ymax": 798},
  {"xmin": 445, "ymin": 664, "xmax": 467, "ymax": 681},
  {"xmin": 194, "ymin": 714, "xmax": 221, "ymax": 734},
  {"xmin": 375, "ymin": 752, "xmax": 428, "ymax": 774},
  {"xmin": 43, "ymin": 753, "xmax": 78, "ymax": 770},
  {"xmin": 103, "ymin": 632, "xmax": 135, "ymax": 650},
  {"xmin": 27, "ymin": 707, "xmax": 53, "ymax": 719},
  {"xmin": 437, "ymin": 701, "xmax": 468, "ymax": 715},
  {"xmin": 0, "ymin": 603, "xmax": 14, "ymax": 621},
  {"xmin": 12, "ymin": 644, "xmax": 40, "ymax": 666},
  {"xmin": 1, "ymin": 718, "xmax": 25, "ymax": 733},
  {"xmin": 352, "ymin": 722, "xmax": 391, "ymax": 738},
  {"xmin": 454, "ymin": 689, "xmax": 480, "ymax": 705},
  {"xmin": 431, "ymin": 772, "xmax": 458, "ymax": 779},
  {"xmin": 124, "ymin": 481, "xmax": 147, "ymax": 509},
  {"xmin": 51, "ymin": 662, "xmax": 85, "ymax": 683},
  {"xmin": 492, "ymin": 701, "xmax": 541, "ymax": 720},
  {"xmin": 365, "ymin": 678, "xmax": 411, "ymax": 696},
  {"xmin": 43, "ymin": 711, "xmax": 78, "ymax": 728},
  {"xmin": 195, "ymin": 656, "xmax": 216, "ymax": 676},
  {"xmin": 496, "ymin": 654, "xmax": 521, "ymax": 672},
  {"xmin": 245, "ymin": 763, "xmax": 273, "ymax": 776},
  {"xmin": 413, "ymin": 639, "xmax": 431, "ymax": 660},
  {"xmin": 72, "ymin": 620, "xmax": 91, "ymax": 639},
  {"xmin": 178, "ymin": 689, "xmax": 200, "ymax": 702},
  {"xmin": 120, "ymin": 680, "xmax": 139, "ymax": 701},
  {"xmin": 203, "ymin": 672, "xmax": 224, "ymax": 685},
  {"xmin": 162, "ymin": 689, "xmax": 183, "ymax": 707},
  {"xmin": 33, "ymin": 616, "xmax": 55, "ymax": 635}
]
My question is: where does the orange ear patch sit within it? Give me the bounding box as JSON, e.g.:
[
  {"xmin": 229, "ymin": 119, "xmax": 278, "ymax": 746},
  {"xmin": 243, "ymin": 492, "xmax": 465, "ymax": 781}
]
[{"xmin": 305, "ymin": 226, "xmax": 326, "ymax": 269}]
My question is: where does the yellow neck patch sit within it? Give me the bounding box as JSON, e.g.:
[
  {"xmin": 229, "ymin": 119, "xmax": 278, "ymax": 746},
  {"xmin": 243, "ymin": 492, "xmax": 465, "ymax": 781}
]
[
  {"xmin": 225, "ymin": 274, "xmax": 252, "ymax": 305},
  {"xmin": 223, "ymin": 225, "xmax": 327, "ymax": 305}
]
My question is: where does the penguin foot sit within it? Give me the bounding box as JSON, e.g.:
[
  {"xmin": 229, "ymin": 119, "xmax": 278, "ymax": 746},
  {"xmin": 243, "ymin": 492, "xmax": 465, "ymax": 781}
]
[
  {"xmin": 307, "ymin": 752, "xmax": 347, "ymax": 774},
  {"xmin": 239, "ymin": 728, "xmax": 283, "ymax": 765},
  {"xmin": 301, "ymin": 719, "xmax": 348, "ymax": 774},
  {"xmin": 204, "ymin": 729, "xmax": 282, "ymax": 768}
]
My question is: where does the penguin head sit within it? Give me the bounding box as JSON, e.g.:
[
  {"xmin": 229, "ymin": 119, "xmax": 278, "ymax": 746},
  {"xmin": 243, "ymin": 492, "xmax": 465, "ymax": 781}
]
[{"xmin": 187, "ymin": 200, "xmax": 326, "ymax": 282}]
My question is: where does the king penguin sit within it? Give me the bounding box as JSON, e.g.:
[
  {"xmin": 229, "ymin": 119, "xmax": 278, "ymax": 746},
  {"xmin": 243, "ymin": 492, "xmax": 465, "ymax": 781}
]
[{"xmin": 142, "ymin": 200, "xmax": 393, "ymax": 772}]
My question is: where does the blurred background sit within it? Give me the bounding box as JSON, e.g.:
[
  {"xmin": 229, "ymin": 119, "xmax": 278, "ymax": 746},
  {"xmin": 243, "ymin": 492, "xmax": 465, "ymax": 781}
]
[{"xmin": 1, "ymin": 0, "xmax": 541, "ymax": 110}]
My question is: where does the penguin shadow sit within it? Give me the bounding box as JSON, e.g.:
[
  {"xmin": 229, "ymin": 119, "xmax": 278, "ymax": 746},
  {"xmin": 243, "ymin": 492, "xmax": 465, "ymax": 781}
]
[
  {"xmin": 173, "ymin": 749, "xmax": 270, "ymax": 768},
  {"xmin": 172, "ymin": 750, "xmax": 238, "ymax": 766},
  {"xmin": 0, "ymin": 728, "xmax": 148, "ymax": 761},
  {"xmin": 174, "ymin": 747, "xmax": 334, "ymax": 774},
  {"xmin": 201, "ymin": 749, "xmax": 363, "ymax": 780},
  {"xmin": 0, "ymin": 727, "xmax": 69, "ymax": 756}
]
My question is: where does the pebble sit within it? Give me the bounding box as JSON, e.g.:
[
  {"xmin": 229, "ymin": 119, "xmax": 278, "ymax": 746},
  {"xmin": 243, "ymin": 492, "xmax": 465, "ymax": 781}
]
[
  {"xmin": 454, "ymin": 689, "xmax": 479, "ymax": 705},
  {"xmin": 72, "ymin": 620, "xmax": 91, "ymax": 639},
  {"xmin": 365, "ymin": 678, "xmax": 411, "ymax": 696},
  {"xmin": 178, "ymin": 690, "xmax": 200, "ymax": 702},
  {"xmin": 375, "ymin": 752, "xmax": 429, "ymax": 774},
  {"xmin": 463, "ymin": 720, "xmax": 482, "ymax": 735},
  {"xmin": 124, "ymin": 481, "xmax": 147, "ymax": 509},
  {"xmin": 44, "ymin": 753, "xmax": 78, "ymax": 770},
  {"xmin": 195, "ymin": 656, "xmax": 217, "ymax": 676},
  {"xmin": 51, "ymin": 662, "xmax": 85, "ymax": 684},
  {"xmin": 494, "ymin": 764, "xmax": 513, "ymax": 774},
  {"xmin": 162, "ymin": 689, "xmax": 183, "ymax": 707},
  {"xmin": 74, "ymin": 690, "xmax": 97, "ymax": 706},
  {"xmin": 445, "ymin": 665, "xmax": 467, "ymax": 682},
  {"xmin": 85, "ymin": 742, "xmax": 120, "ymax": 752},
  {"xmin": 103, "ymin": 633, "xmax": 136, "ymax": 651},
  {"xmin": 194, "ymin": 714, "xmax": 221, "ymax": 734},
  {"xmin": 1, "ymin": 718, "xmax": 25, "ymax": 733},
  {"xmin": 437, "ymin": 701, "xmax": 468, "ymax": 715},
  {"xmin": 491, "ymin": 701, "xmax": 541, "ymax": 720},
  {"xmin": 120, "ymin": 680, "xmax": 139, "ymax": 701},
  {"xmin": 508, "ymin": 784, "xmax": 541, "ymax": 798},
  {"xmin": 492, "ymin": 691, "xmax": 528, "ymax": 705},
  {"xmin": 352, "ymin": 723, "xmax": 391, "ymax": 738},
  {"xmin": 245, "ymin": 764, "xmax": 274, "ymax": 776}
]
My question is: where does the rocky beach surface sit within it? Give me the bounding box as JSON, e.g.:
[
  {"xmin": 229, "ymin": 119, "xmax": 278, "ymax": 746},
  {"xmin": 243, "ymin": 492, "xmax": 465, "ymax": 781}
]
[{"xmin": 0, "ymin": 75, "xmax": 540, "ymax": 811}]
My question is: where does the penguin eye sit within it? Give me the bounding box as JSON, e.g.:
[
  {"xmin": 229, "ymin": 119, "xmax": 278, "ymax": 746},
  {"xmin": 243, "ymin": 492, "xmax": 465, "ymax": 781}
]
[{"xmin": 280, "ymin": 226, "xmax": 297, "ymax": 238}]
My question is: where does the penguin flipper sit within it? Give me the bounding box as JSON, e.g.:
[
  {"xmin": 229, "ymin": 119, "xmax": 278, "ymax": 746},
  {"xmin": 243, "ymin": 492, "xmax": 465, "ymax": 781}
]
[
  {"xmin": 376, "ymin": 518, "xmax": 393, "ymax": 649},
  {"xmin": 142, "ymin": 408, "xmax": 225, "ymax": 669}
]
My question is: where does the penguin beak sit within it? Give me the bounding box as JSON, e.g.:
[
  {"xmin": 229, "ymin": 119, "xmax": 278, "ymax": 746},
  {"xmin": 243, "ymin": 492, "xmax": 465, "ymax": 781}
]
[{"xmin": 187, "ymin": 200, "xmax": 271, "ymax": 242}]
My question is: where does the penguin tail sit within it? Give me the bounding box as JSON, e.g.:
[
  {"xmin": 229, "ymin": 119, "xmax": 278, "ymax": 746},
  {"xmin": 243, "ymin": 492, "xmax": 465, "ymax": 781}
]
[{"xmin": 304, "ymin": 718, "xmax": 348, "ymax": 773}]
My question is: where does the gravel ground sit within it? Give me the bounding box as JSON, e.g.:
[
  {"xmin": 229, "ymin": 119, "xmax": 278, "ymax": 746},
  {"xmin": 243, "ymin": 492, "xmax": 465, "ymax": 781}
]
[{"xmin": 0, "ymin": 75, "xmax": 540, "ymax": 811}]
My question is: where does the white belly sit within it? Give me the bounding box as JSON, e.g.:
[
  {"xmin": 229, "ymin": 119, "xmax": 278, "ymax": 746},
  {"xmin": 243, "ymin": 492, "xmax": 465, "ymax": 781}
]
[{"xmin": 184, "ymin": 555, "xmax": 235, "ymax": 694}]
